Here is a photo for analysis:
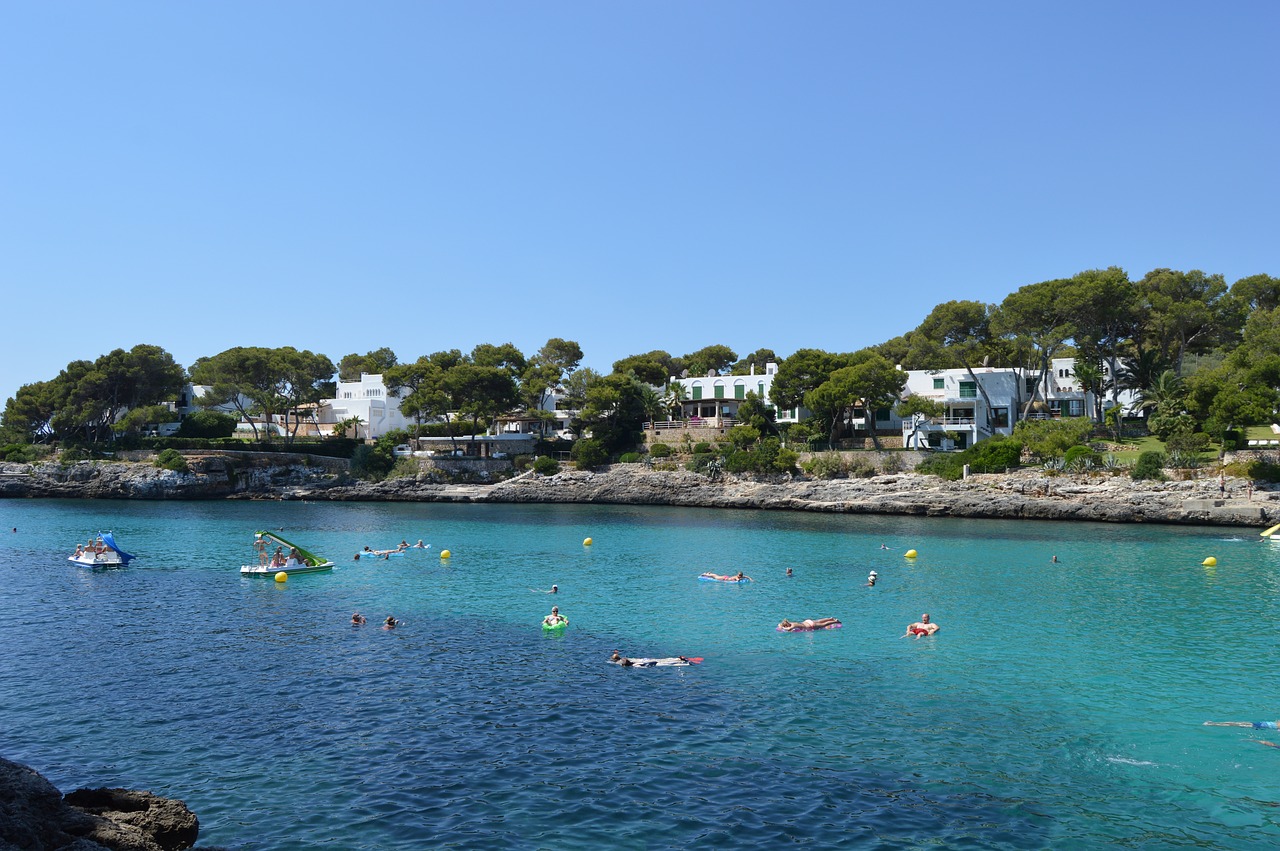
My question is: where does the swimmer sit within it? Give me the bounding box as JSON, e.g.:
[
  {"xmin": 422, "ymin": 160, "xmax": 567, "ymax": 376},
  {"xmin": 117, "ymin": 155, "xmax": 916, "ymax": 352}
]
[
  {"xmin": 542, "ymin": 606, "xmax": 568, "ymax": 627},
  {"xmin": 414, "ymin": 540, "xmax": 426, "ymax": 548},
  {"xmin": 1052, "ymin": 555, "xmax": 1059, "ymax": 563},
  {"xmin": 610, "ymin": 650, "xmax": 634, "ymax": 667},
  {"xmin": 786, "ymin": 568, "xmax": 794, "ymax": 577},
  {"xmin": 351, "ymin": 613, "xmax": 366, "ymax": 625},
  {"xmin": 880, "ymin": 544, "xmax": 892, "ymax": 550},
  {"xmin": 383, "ymin": 616, "xmax": 399, "ymax": 630},
  {"xmin": 778, "ymin": 618, "xmax": 842, "ymax": 631},
  {"xmin": 866, "ymin": 571, "xmax": 877, "ymax": 587},
  {"xmin": 902, "ymin": 613, "xmax": 939, "ymax": 639},
  {"xmin": 354, "ymin": 553, "xmax": 361, "ymax": 561}
]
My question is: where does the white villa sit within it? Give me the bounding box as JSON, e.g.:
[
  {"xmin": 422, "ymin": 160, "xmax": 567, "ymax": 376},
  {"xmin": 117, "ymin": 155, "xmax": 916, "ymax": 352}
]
[
  {"xmin": 666, "ymin": 362, "xmax": 805, "ymax": 427},
  {"xmin": 316, "ymin": 373, "xmax": 411, "ymax": 439},
  {"xmin": 899, "ymin": 358, "xmax": 1137, "ymax": 450}
]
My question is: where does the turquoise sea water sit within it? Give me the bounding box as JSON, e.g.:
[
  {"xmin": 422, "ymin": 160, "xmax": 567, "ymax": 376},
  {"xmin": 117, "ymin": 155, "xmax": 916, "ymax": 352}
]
[{"xmin": 2, "ymin": 499, "xmax": 1279, "ymax": 849}]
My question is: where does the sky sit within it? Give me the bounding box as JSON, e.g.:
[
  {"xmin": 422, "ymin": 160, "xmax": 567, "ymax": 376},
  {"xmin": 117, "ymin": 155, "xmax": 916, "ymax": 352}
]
[{"xmin": 2, "ymin": 2, "xmax": 1277, "ymax": 406}]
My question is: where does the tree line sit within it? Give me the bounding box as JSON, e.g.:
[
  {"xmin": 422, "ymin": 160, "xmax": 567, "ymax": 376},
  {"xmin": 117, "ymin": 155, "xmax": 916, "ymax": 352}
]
[{"xmin": 3, "ymin": 266, "xmax": 1278, "ymax": 455}]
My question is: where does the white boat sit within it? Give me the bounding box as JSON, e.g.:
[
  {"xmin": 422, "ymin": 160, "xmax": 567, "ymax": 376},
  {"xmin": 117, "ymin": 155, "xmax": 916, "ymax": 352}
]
[
  {"xmin": 69, "ymin": 532, "xmax": 135, "ymax": 568},
  {"xmin": 240, "ymin": 531, "xmax": 334, "ymax": 576}
]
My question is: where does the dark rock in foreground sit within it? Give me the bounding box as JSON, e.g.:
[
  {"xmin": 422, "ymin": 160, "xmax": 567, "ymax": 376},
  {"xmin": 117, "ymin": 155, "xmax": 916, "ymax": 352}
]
[{"xmin": 0, "ymin": 757, "xmax": 209, "ymax": 851}]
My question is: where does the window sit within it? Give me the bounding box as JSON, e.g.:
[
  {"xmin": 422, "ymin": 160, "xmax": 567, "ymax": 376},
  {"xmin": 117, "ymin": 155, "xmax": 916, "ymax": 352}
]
[
  {"xmin": 933, "ymin": 378, "xmax": 945, "ymax": 390},
  {"xmin": 734, "ymin": 383, "xmax": 745, "ymax": 400},
  {"xmin": 1024, "ymin": 377, "xmax": 1037, "ymax": 396},
  {"xmin": 992, "ymin": 407, "xmax": 1009, "ymax": 428},
  {"xmin": 959, "ymin": 381, "xmax": 977, "ymax": 399},
  {"xmin": 758, "ymin": 382, "xmax": 765, "ymax": 397},
  {"xmin": 876, "ymin": 407, "xmax": 891, "ymax": 422},
  {"xmin": 692, "ymin": 385, "xmax": 702, "ymax": 401},
  {"xmin": 714, "ymin": 383, "xmax": 725, "ymax": 400}
]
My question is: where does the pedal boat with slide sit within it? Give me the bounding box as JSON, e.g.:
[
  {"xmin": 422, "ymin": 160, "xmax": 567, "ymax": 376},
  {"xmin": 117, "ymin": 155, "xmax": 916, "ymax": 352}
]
[
  {"xmin": 69, "ymin": 532, "xmax": 135, "ymax": 568},
  {"xmin": 240, "ymin": 531, "xmax": 334, "ymax": 576}
]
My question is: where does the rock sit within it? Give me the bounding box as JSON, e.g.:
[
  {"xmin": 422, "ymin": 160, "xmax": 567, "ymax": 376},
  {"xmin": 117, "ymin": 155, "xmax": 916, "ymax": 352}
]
[
  {"xmin": 0, "ymin": 758, "xmax": 201, "ymax": 851},
  {"xmin": 1, "ymin": 455, "xmax": 1276, "ymax": 528}
]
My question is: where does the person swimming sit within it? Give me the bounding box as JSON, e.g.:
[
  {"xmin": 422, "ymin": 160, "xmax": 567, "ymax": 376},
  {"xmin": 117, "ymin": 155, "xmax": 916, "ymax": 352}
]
[
  {"xmin": 778, "ymin": 618, "xmax": 841, "ymax": 631},
  {"xmin": 903, "ymin": 613, "xmax": 939, "ymax": 638}
]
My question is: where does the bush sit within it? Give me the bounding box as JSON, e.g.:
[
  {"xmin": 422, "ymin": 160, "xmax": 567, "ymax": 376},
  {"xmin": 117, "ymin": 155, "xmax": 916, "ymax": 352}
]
[
  {"xmin": 571, "ymin": 439, "xmax": 608, "ymax": 470},
  {"xmin": 1, "ymin": 443, "xmax": 43, "ymax": 463},
  {"xmin": 693, "ymin": 442, "xmax": 712, "ymax": 454},
  {"xmin": 650, "ymin": 443, "xmax": 672, "ymax": 458},
  {"xmin": 1063, "ymin": 445, "xmax": 1101, "ymax": 471},
  {"xmin": 532, "ymin": 456, "xmax": 560, "ymax": 476},
  {"xmin": 351, "ymin": 444, "xmax": 394, "ymax": 481},
  {"xmin": 1131, "ymin": 450, "xmax": 1167, "ymax": 481},
  {"xmin": 686, "ymin": 452, "xmax": 716, "ymax": 473},
  {"xmin": 1247, "ymin": 460, "xmax": 1280, "ymax": 482},
  {"xmin": 916, "ymin": 453, "xmax": 964, "ymax": 480},
  {"xmin": 803, "ymin": 454, "xmax": 847, "ymax": 480},
  {"xmin": 177, "ymin": 410, "xmax": 237, "ymax": 439},
  {"xmin": 618, "ymin": 452, "xmax": 642, "ymax": 463},
  {"xmin": 965, "ymin": 435, "xmax": 1023, "ymax": 473},
  {"xmin": 1165, "ymin": 430, "xmax": 1211, "ymax": 455},
  {"xmin": 513, "ymin": 454, "xmax": 533, "ymax": 471},
  {"xmin": 154, "ymin": 448, "xmax": 189, "ymax": 473},
  {"xmin": 1012, "ymin": 417, "xmax": 1092, "ymax": 461}
]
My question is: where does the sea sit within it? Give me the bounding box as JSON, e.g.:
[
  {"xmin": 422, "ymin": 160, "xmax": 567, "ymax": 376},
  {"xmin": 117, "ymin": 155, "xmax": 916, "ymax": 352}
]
[{"xmin": 1, "ymin": 499, "xmax": 1279, "ymax": 850}]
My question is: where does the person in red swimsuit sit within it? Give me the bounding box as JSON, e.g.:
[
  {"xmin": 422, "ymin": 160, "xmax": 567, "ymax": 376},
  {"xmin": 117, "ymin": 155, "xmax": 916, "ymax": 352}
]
[{"xmin": 903, "ymin": 613, "xmax": 939, "ymax": 638}]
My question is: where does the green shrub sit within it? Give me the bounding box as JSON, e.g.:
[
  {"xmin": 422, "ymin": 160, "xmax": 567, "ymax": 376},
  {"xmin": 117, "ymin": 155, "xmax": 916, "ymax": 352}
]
[
  {"xmin": 965, "ymin": 435, "xmax": 1023, "ymax": 473},
  {"xmin": 532, "ymin": 456, "xmax": 560, "ymax": 475},
  {"xmin": 1165, "ymin": 430, "xmax": 1211, "ymax": 455},
  {"xmin": 803, "ymin": 454, "xmax": 847, "ymax": 480},
  {"xmin": 916, "ymin": 452, "xmax": 964, "ymax": 480},
  {"xmin": 571, "ymin": 439, "xmax": 608, "ymax": 470},
  {"xmin": 686, "ymin": 452, "xmax": 716, "ymax": 473},
  {"xmin": 1247, "ymin": 460, "xmax": 1280, "ymax": 482},
  {"xmin": 1063, "ymin": 445, "xmax": 1101, "ymax": 471},
  {"xmin": 650, "ymin": 443, "xmax": 672, "ymax": 458},
  {"xmin": 1131, "ymin": 450, "xmax": 1167, "ymax": 481},
  {"xmin": 351, "ymin": 444, "xmax": 394, "ymax": 481},
  {"xmin": 694, "ymin": 442, "xmax": 712, "ymax": 454},
  {"xmin": 513, "ymin": 454, "xmax": 533, "ymax": 471},
  {"xmin": 177, "ymin": 410, "xmax": 237, "ymax": 439},
  {"xmin": 1, "ymin": 443, "xmax": 42, "ymax": 463},
  {"xmin": 847, "ymin": 457, "xmax": 877, "ymax": 478},
  {"xmin": 618, "ymin": 452, "xmax": 642, "ymax": 463},
  {"xmin": 154, "ymin": 448, "xmax": 189, "ymax": 473},
  {"xmin": 1012, "ymin": 417, "xmax": 1092, "ymax": 460}
]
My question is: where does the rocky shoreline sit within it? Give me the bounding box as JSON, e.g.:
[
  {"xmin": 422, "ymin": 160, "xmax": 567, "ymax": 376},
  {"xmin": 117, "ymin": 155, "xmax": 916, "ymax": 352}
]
[
  {"xmin": 1, "ymin": 455, "xmax": 1276, "ymax": 527},
  {"xmin": 0, "ymin": 757, "xmax": 214, "ymax": 851}
]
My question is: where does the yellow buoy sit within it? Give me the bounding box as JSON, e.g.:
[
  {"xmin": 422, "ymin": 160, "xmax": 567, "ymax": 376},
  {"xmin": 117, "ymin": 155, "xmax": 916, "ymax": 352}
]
[
  {"xmin": 904, "ymin": 549, "xmax": 918, "ymax": 559},
  {"xmin": 440, "ymin": 549, "xmax": 451, "ymax": 559},
  {"xmin": 583, "ymin": 537, "xmax": 593, "ymax": 547},
  {"xmin": 274, "ymin": 571, "xmax": 288, "ymax": 582},
  {"xmin": 1201, "ymin": 557, "xmax": 1217, "ymax": 566}
]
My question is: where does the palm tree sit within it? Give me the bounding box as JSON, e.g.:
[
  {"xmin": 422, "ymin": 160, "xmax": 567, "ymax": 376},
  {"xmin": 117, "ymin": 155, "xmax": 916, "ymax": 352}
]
[
  {"xmin": 1134, "ymin": 370, "xmax": 1185, "ymax": 415},
  {"xmin": 661, "ymin": 382, "xmax": 688, "ymax": 422}
]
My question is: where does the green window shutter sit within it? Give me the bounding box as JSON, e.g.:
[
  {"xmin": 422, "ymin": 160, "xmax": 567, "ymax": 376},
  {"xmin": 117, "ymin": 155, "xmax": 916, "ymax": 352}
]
[
  {"xmin": 734, "ymin": 384, "xmax": 745, "ymax": 399},
  {"xmin": 692, "ymin": 385, "xmax": 702, "ymax": 400},
  {"xmin": 714, "ymin": 385, "xmax": 725, "ymax": 399}
]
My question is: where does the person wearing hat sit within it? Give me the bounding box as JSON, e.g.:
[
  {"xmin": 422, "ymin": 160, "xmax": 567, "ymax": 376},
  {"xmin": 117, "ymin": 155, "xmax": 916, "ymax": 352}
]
[
  {"xmin": 383, "ymin": 616, "xmax": 399, "ymax": 629},
  {"xmin": 866, "ymin": 571, "xmax": 878, "ymax": 587},
  {"xmin": 543, "ymin": 606, "xmax": 568, "ymax": 627}
]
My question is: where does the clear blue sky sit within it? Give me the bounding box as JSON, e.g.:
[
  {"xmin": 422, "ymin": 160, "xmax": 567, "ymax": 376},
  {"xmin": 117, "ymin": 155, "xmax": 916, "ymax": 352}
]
[{"xmin": 2, "ymin": 2, "xmax": 1277, "ymax": 406}]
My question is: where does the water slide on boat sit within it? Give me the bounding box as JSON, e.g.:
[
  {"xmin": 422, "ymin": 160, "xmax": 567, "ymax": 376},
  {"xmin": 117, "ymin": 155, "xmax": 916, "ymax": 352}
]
[
  {"xmin": 69, "ymin": 532, "xmax": 135, "ymax": 568},
  {"xmin": 240, "ymin": 531, "xmax": 334, "ymax": 576}
]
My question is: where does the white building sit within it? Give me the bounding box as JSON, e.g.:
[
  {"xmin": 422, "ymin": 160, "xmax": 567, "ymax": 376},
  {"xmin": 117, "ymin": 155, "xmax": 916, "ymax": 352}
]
[
  {"xmin": 668, "ymin": 362, "xmax": 804, "ymax": 426},
  {"xmin": 899, "ymin": 358, "xmax": 1140, "ymax": 451},
  {"xmin": 317, "ymin": 373, "xmax": 410, "ymax": 439}
]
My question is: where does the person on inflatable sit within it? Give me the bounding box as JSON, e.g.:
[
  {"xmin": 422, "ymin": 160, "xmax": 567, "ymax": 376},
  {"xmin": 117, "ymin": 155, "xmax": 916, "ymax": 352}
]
[
  {"xmin": 903, "ymin": 613, "xmax": 939, "ymax": 638},
  {"xmin": 779, "ymin": 618, "xmax": 841, "ymax": 631},
  {"xmin": 543, "ymin": 606, "xmax": 568, "ymax": 628}
]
